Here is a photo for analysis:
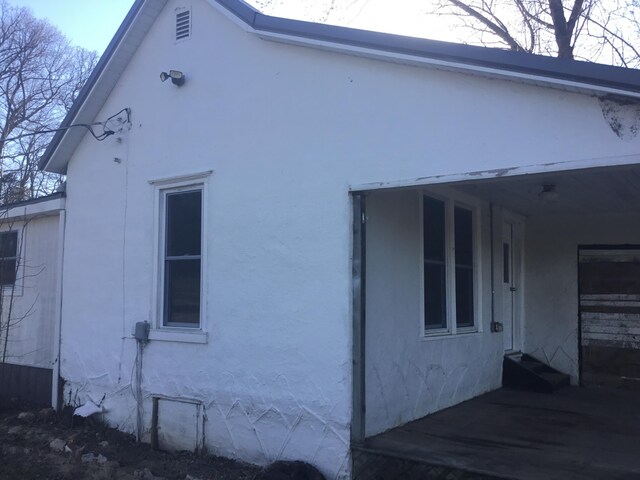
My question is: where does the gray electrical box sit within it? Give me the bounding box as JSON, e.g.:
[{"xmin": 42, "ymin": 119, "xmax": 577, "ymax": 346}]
[{"xmin": 134, "ymin": 321, "xmax": 150, "ymax": 341}]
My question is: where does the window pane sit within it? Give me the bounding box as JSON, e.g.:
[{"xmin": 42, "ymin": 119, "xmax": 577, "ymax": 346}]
[
  {"xmin": 0, "ymin": 258, "xmax": 16, "ymax": 286},
  {"xmin": 423, "ymin": 196, "xmax": 445, "ymax": 262},
  {"xmin": 0, "ymin": 231, "xmax": 17, "ymax": 258},
  {"xmin": 166, "ymin": 190, "xmax": 202, "ymax": 257},
  {"xmin": 454, "ymin": 207, "xmax": 473, "ymax": 267},
  {"xmin": 164, "ymin": 259, "xmax": 200, "ymax": 326},
  {"xmin": 456, "ymin": 267, "xmax": 474, "ymax": 328},
  {"xmin": 424, "ymin": 196, "xmax": 446, "ymax": 331},
  {"xmin": 425, "ymin": 263, "xmax": 447, "ymax": 329},
  {"xmin": 454, "ymin": 206, "xmax": 474, "ymax": 328}
]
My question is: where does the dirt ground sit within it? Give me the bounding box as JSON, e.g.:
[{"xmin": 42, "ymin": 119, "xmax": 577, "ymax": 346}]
[{"xmin": 0, "ymin": 404, "xmax": 261, "ymax": 480}]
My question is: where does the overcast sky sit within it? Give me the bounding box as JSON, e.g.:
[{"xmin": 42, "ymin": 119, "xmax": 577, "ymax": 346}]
[{"xmin": 10, "ymin": 0, "xmax": 458, "ymax": 53}]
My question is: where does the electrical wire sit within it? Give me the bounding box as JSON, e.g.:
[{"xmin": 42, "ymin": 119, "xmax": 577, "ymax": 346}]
[{"xmin": 2, "ymin": 108, "xmax": 131, "ymax": 143}]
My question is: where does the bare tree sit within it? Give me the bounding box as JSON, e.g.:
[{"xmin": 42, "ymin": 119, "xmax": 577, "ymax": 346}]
[
  {"xmin": 0, "ymin": 1, "xmax": 98, "ymax": 205},
  {"xmin": 249, "ymin": 0, "xmax": 361, "ymax": 23},
  {"xmin": 428, "ymin": 0, "xmax": 640, "ymax": 66},
  {"xmin": 0, "ymin": 211, "xmax": 43, "ymax": 373},
  {"xmin": 248, "ymin": 0, "xmax": 640, "ymax": 67}
]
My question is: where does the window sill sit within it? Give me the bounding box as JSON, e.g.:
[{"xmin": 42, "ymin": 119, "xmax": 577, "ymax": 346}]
[
  {"xmin": 422, "ymin": 330, "xmax": 480, "ymax": 341},
  {"xmin": 2, "ymin": 285, "xmax": 24, "ymax": 297},
  {"xmin": 149, "ymin": 329, "xmax": 208, "ymax": 344}
]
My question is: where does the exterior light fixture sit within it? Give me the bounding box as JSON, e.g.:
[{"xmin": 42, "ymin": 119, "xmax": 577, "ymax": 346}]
[
  {"xmin": 160, "ymin": 70, "xmax": 185, "ymax": 86},
  {"xmin": 539, "ymin": 184, "xmax": 559, "ymax": 203}
]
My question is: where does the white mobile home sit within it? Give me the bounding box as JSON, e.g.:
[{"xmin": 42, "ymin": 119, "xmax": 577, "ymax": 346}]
[{"xmin": 0, "ymin": 193, "xmax": 65, "ymax": 407}]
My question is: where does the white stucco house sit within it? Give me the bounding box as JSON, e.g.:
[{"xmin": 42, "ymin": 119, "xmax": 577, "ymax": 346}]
[
  {"xmin": 0, "ymin": 193, "xmax": 65, "ymax": 407},
  {"xmin": 38, "ymin": 0, "xmax": 640, "ymax": 478}
]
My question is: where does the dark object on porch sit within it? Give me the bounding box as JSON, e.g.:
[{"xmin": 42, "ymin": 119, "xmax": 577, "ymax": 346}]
[
  {"xmin": 0, "ymin": 363, "xmax": 52, "ymax": 407},
  {"xmin": 502, "ymin": 353, "xmax": 570, "ymax": 393},
  {"xmin": 255, "ymin": 461, "xmax": 326, "ymax": 480},
  {"xmin": 355, "ymin": 387, "xmax": 640, "ymax": 479}
]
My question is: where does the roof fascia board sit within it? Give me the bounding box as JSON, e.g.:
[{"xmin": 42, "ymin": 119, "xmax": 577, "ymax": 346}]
[
  {"xmin": 40, "ymin": 0, "xmax": 168, "ymax": 174},
  {"xmin": 213, "ymin": 0, "xmax": 257, "ymax": 25},
  {"xmin": 2, "ymin": 195, "xmax": 66, "ymax": 221},
  {"xmin": 349, "ymin": 153, "xmax": 640, "ymax": 192},
  {"xmin": 205, "ymin": 0, "xmax": 257, "ymax": 32}
]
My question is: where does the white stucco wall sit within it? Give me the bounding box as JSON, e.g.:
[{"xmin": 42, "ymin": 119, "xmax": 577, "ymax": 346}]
[
  {"xmin": 57, "ymin": 0, "xmax": 640, "ymax": 478},
  {"xmin": 1, "ymin": 213, "xmax": 60, "ymax": 369},
  {"xmin": 524, "ymin": 212, "xmax": 640, "ymax": 383}
]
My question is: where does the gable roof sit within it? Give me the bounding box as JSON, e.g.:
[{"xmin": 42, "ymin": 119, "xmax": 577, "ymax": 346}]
[{"xmin": 40, "ymin": 0, "xmax": 640, "ymax": 174}]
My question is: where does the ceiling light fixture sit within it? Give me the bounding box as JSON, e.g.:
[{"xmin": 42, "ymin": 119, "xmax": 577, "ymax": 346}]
[{"xmin": 539, "ymin": 184, "xmax": 559, "ymax": 203}]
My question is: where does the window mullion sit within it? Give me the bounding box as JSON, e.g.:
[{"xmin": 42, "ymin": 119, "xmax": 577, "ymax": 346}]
[{"xmin": 446, "ymin": 199, "xmax": 457, "ymax": 334}]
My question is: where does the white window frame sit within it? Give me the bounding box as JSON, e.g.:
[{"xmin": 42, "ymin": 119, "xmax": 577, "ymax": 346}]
[
  {"xmin": 150, "ymin": 171, "xmax": 211, "ymax": 342},
  {"xmin": 0, "ymin": 225, "xmax": 25, "ymax": 297},
  {"xmin": 420, "ymin": 190, "xmax": 482, "ymax": 338}
]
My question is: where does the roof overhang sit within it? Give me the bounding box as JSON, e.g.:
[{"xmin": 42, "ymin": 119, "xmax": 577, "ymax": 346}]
[
  {"xmin": 350, "ymin": 154, "xmax": 640, "ymax": 216},
  {"xmin": 40, "ymin": 0, "xmax": 168, "ymax": 174},
  {"xmin": 2, "ymin": 192, "xmax": 66, "ymax": 221},
  {"xmin": 40, "ymin": 0, "xmax": 640, "ymax": 174}
]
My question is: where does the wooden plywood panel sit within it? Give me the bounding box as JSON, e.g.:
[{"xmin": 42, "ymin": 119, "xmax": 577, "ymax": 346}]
[
  {"xmin": 579, "ymin": 262, "xmax": 640, "ymax": 295},
  {"xmin": 581, "ymin": 310, "xmax": 640, "ymax": 349},
  {"xmin": 579, "ymin": 249, "xmax": 640, "ymax": 389}
]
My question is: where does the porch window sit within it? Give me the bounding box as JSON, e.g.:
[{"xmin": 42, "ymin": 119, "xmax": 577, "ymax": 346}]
[
  {"xmin": 423, "ymin": 195, "xmax": 476, "ymax": 334},
  {"xmin": 454, "ymin": 206, "xmax": 474, "ymax": 328},
  {"xmin": 161, "ymin": 188, "xmax": 202, "ymax": 327},
  {"xmin": 423, "ymin": 196, "xmax": 447, "ymax": 330}
]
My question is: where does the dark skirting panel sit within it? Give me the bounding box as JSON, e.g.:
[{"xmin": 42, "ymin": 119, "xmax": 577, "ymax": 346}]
[{"xmin": 0, "ymin": 363, "xmax": 52, "ymax": 407}]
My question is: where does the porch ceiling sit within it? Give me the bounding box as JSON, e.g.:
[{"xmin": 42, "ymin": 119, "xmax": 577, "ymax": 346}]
[{"xmin": 451, "ymin": 163, "xmax": 640, "ymax": 217}]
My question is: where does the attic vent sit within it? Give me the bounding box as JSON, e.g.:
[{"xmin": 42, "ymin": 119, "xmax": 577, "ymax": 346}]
[{"xmin": 175, "ymin": 8, "xmax": 191, "ymax": 41}]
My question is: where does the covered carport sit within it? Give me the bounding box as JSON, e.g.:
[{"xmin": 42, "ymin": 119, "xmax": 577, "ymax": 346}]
[{"xmin": 350, "ymin": 158, "xmax": 640, "ymax": 479}]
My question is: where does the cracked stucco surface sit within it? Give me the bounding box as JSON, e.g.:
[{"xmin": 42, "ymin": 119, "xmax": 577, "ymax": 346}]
[{"xmin": 63, "ymin": 370, "xmax": 350, "ymax": 478}]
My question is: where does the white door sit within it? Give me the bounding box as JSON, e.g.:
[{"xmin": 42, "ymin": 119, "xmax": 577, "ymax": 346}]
[{"xmin": 502, "ymin": 222, "xmax": 521, "ymax": 352}]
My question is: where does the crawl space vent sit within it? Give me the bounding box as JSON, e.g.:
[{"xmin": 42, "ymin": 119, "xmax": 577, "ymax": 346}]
[{"xmin": 175, "ymin": 8, "xmax": 191, "ymax": 41}]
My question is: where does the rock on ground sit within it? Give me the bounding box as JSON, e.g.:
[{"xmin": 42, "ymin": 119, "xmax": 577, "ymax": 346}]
[{"xmin": 0, "ymin": 406, "xmax": 260, "ymax": 480}]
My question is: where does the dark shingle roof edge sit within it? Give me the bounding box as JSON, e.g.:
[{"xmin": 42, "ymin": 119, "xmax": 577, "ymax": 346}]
[
  {"xmin": 221, "ymin": 0, "xmax": 640, "ymax": 94},
  {"xmin": 1, "ymin": 191, "xmax": 66, "ymax": 210},
  {"xmin": 39, "ymin": 0, "xmax": 640, "ymax": 172}
]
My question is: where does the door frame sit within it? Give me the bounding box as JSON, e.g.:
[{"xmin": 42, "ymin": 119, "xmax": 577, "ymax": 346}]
[{"xmin": 502, "ymin": 212, "xmax": 525, "ymax": 353}]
